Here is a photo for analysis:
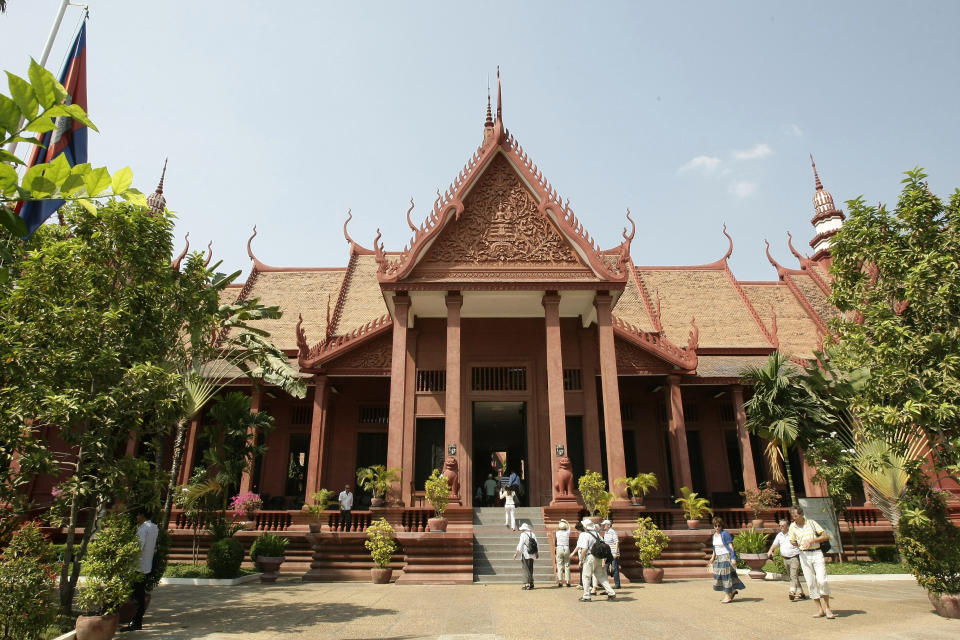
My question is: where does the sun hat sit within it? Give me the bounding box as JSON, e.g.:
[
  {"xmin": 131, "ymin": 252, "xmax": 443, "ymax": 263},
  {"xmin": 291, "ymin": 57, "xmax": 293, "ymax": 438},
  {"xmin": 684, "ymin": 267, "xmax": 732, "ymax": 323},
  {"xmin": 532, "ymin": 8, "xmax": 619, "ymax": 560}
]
[
  {"xmin": 601, "ymin": 519, "xmax": 612, "ymax": 526},
  {"xmin": 558, "ymin": 519, "xmax": 569, "ymax": 530},
  {"xmin": 580, "ymin": 518, "xmax": 593, "ymax": 528},
  {"xmin": 519, "ymin": 523, "xmax": 531, "ymax": 531}
]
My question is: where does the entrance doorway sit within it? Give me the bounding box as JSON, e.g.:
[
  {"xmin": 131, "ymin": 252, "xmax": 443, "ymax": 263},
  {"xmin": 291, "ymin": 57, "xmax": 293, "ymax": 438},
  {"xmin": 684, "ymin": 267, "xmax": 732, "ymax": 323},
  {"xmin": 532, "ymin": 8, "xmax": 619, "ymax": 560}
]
[{"xmin": 473, "ymin": 401, "xmax": 527, "ymax": 504}]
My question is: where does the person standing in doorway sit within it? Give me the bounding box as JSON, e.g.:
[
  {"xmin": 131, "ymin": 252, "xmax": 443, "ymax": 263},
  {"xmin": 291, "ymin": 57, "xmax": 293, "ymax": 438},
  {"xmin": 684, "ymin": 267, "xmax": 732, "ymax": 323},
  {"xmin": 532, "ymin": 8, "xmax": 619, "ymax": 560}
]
[
  {"xmin": 484, "ymin": 473, "xmax": 498, "ymax": 507},
  {"xmin": 768, "ymin": 518, "xmax": 806, "ymax": 601},
  {"xmin": 507, "ymin": 468, "xmax": 521, "ymax": 506},
  {"xmin": 513, "ymin": 522, "xmax": 539, "ymax": 589},
  {"xmin": 601, "ymin": 519, "xmax": 622, "ymax": 589},
  {"xmin": 338, "ymin": 484, "xmax": 354, "ymax": 531},
  {"xmin": 120, "ymin": 509, "xmax": 158, "ymax": 633},
  {"xmin": 789, "ymin": 506, "xmax": 835, "ymax": 619},
  {"xmin": 500, "ymin": 484, "xmax": 517, "ymax": 530},
  {"xmin": 555, "ymin": 518, "xmax": 572, "ymax": 587}
]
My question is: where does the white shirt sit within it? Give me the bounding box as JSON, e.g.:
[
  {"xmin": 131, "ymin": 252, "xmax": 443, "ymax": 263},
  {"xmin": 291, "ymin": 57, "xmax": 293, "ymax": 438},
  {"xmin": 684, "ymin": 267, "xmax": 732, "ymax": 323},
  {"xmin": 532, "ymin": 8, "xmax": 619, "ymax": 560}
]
[
  {"xmin": 555, "ymin": 528, "xmax": 571, "ymax": 548},
  {"xmin": 603, "ymin": 527, "xmax": 619, "ymax": 556},
  {"xmin": 136, "ymin": 520, "xmax": 159, "ymax": 574},
  {"xmin": 338, "ymin": 490, "xmax": 353, "ymax": 510},
  {"xmin": 516, "ymin": 530, "xmax": 538, "ymax": 559},
  {"xmin": 771, "ymin": 531, "xmax": 800, "ymax": 558},
  {"xmin": 712, "ymin": 532, "xmax": 729, "ymax": 557},
  {"xmin": 500, "ymin": 488, "xmax": 516, "ymax": 507}
]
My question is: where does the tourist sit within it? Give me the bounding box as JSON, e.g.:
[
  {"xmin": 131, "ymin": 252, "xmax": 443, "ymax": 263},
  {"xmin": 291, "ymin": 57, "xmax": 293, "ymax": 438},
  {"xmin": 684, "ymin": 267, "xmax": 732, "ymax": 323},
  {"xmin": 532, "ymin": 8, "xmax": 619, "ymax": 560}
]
[
  {"xmin": 484, "ymin": 473, "xmax": 498, "ymax": 507},
  {"xmin": 573, "ymin": 520, "xmax": 599, "ymax": 594},
  {"xmin": 500, "ymin": 484, "xmax": 517, "ymax": 530},
  {"xmin": 513, "ymin": 522, "xmax": 539, "ymax": 589},
  {"xmin": 507, "ymin": 468, "xmax": 522, "ymax": 506},
  {"xmin": 555, "ymin": 518, "xmax": 572, "ymax": 587},
  {"xmin": 475, "ymin": 484, "xmax": 483, "ymax": 505},
  {"xmin": 577, "ymin": 519, "xmax": 616, "ymax": 601},
  {"xmin": 708, "ymin": 516, "xmax": 745, "ymax": 603},
  {"xmin": 120, "ymin": 509, "xmax": 159, "ymax": 633},
  {"xmin": 789, "ymin": 506, "xmax": 835, "ymax": 619},
  {"xmin": 768, "ymin": 518, "xmax": 806, "ymax": 601},
  {"xmin": 338, "ymin": 484, "xmax": 353, "ymax": 531},
  {"xmin": 602, "ymin": 519, "xmax": 622, "ymax": 589}
]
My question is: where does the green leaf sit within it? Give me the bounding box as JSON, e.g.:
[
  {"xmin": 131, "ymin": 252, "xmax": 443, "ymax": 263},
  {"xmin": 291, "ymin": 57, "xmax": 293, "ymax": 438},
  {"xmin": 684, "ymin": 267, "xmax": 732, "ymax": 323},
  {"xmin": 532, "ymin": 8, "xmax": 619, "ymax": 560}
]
[
  {"xmin": 111, "ymin": 166, "xmax": 133, "ymax": 195},
  {"xmin": 83, "ymin": 167, "xmax": 111, "ymax": 196},
  {"xmin": 28, "ymin": 59, "xmax": 58, "ymax": 110},
  {"xmin": 24, "ymin": 115, "xmax": 55, "ymax": 134},
  {"xmin": 6, "ymin": 72, "xmax": 38, "ymax": 120},
  {"xmin": 22, "ymin": 163, "xmax": 49, "ymax": 193},
  {"xmin": 70, "ymin": 162, "xmax": 92, "ymax": 176},
  {"xmin": 64, "ymin": 103, "xmax": 98, "ymax": 132},
  {"xmin": 60, "ymin": 173, "xmax": 86, "ymax": 195},
  {"xmin": 0, "ymin": 149, "xmax": 25, "ymax": 165},
  {"xmin": 124, "ymin": 188, "xmax": 147, "ymax": 207},
  {"xmin": 0, "ymin": 205, "xmax": 28, "ymax": 236},
  {"xmin": 76, "ymin": 197, "xmax": 97, "ymax": 215},
  {"xmin": 0, "ymin": 94, "xmax": 20, "ymax": 134},
  {"xmin": 45, "ymin": 153, "xmax": 71, "ymax": 186},
  {"xmin": 0, "ymin": 163, "xmax": 17, "ymax": 191}
]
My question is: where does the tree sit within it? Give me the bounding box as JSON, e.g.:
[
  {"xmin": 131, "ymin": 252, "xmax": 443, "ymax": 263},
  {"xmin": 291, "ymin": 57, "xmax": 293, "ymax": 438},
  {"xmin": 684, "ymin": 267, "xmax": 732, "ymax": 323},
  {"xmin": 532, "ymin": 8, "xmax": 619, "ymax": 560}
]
[
  {"xmin": 827, "ymin": 168, "xmax": 960, "ymax": 482},
  {"xmin": 740, "ymin": 351, "xmax": 824, "ymax": 506}
]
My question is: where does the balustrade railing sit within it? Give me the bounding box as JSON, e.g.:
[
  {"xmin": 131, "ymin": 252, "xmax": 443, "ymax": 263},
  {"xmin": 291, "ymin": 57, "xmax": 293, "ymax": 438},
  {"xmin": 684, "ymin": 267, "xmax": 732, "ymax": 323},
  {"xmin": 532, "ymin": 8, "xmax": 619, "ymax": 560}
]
[
  {"xmin": 843, "ymin": 507, "xmax": 882, "ymax": 526},
  {"xmin": 254, "ymin": 511, "xmax": 292, "ymax": 531},
  {"xmin": 400, "ymin": 508, "xmax": 436, "ymax": 532},
  {"xmin": 327, "ymin": 511, "xmax": 373, "ymax": 532}
]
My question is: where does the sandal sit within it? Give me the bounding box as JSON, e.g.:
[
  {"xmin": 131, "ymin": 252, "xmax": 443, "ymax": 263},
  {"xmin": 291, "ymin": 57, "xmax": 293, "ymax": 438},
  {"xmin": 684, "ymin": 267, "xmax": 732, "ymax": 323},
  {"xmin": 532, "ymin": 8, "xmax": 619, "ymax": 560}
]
[{"xmin": 825, "ymin": 612, "xmax": 837, "ymax": 620}]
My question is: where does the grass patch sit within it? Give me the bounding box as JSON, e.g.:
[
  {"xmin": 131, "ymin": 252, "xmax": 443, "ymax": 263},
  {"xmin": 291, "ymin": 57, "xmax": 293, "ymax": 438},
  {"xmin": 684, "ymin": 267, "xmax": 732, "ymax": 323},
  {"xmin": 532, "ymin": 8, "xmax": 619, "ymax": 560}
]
[
  {"xmin": 163, "ymin": 563, "xmax": 258, "ymax": 579},
  {"xmin": 760, "ymin": 560, "xmax": 910, "ymax": 574}
]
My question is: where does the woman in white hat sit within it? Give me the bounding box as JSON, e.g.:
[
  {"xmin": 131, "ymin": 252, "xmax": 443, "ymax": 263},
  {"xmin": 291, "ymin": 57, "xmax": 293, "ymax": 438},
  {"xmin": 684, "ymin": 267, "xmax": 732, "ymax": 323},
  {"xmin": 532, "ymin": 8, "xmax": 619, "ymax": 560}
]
[
  {"xmin": 513, "ymin": 522, "xmax": 539, "ymax": 589},
  {"xmin": 555, "ymin": 519, "xmax": 572, "ymax": 587}
]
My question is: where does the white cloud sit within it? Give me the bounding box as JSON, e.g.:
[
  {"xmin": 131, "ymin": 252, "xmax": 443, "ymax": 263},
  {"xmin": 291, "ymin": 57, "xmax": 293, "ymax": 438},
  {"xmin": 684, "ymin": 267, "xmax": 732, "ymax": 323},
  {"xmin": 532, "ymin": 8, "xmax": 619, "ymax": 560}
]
[
  {"xmin": 729, "ymin": 181, "xmax": 757, "ymax": 198},
  {"xmin": 784, "ymin": 123, "xmax": 803, "ymax": 137},
  {"xmin": 733, "ymin": 143, "xmax": 772, "ymax": 161},
  {"xmin": 678, "ymin": 155, "xmax": 721, "ymax": 174}
]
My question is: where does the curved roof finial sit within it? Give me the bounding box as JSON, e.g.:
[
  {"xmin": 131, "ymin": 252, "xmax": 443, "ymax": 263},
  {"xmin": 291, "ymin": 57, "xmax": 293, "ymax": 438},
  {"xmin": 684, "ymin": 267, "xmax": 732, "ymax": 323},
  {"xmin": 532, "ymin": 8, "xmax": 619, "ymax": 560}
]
[
  {"xmin": 721, "ymin": 223, "xmax": 733, "ymax": 261},
  {"xmin": 786, "ymin": 231, "xmax": 805, "ymax": 262},
  {"xmin": 769, "ymin": 303, "xmax": 780, "ymax": 348},
  {"xmin": 406, "ymin": 198, "xmax": 416, "ymax": 231},
  {"xmin": 496, "ymin": 65, "xmax": 502, "ymax": 123},
  {"xmin": 342, "ymin": 209, "xmax": 355, "ymax": 245},
  {"xmin": 171, "ymin": 232, "xmax": 189, "ymax": 270},
  {"xmin": 203, "ymin": 241, "xmax": 213, "ymax": 267},
  {"xmin": 765, "ymin": 239, "xmax": 787, "ymax": 272},
  {"xmin": 687, "ymin": 316, "xmax": 699, "ymax": 352},
  {"xmin": 246, "ymin": 226, "xmax": 258, "ymax": 261},
  {"xmin": 622, "ymin": 208, "xmax": 635, "ymax": 243},
  {"xmin": 810, "ymin": 153, "xmax": 823, "ymax": 191}
]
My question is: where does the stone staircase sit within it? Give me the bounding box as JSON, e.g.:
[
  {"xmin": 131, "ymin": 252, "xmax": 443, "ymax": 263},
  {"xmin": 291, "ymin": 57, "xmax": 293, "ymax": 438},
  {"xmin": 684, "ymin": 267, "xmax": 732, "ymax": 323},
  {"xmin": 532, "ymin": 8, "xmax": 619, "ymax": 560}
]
[{"xmin": 473, "ymin": 507, "xmax": 557, "ymax": 584}]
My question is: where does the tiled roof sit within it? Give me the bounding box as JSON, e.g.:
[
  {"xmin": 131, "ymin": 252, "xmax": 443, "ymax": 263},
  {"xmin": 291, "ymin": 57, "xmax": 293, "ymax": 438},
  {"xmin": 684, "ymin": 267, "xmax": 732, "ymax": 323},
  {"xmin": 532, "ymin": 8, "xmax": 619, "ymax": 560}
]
[
  {"xmin": 788, "ymin": 273, "xmax": 838, "ymax": 323},
  {"xmin": 636, "ymin": 269, "xmax": 769, "ymax": 348},
  {"xmin": 241, "ymin": 270, "xmax": 345, "ymax": 351},
  {"xmin": 199, "ymin": 356, "xmax": 312, "ymax": 380},
  {"xmin": 741, "ymin": 284, "xmax": 821, "ymax": 358},
  {"xmin": 334, "ymin": 255, "xmax": 389, "ymax": 334},
  {"xmin": 696, "ymin": 355, "xmax": 771, "ymax": 378},
  {"xmin": 611, "ymin": 265, "xmax": 657, "ymax": 333}
]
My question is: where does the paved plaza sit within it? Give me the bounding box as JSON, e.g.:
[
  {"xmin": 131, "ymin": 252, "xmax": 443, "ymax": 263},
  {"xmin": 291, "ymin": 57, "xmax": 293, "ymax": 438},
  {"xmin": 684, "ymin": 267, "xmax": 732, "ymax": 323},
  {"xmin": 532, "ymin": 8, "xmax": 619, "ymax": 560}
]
[{"xmin": 137, "ymin": 577, "xmax": 958, "ymax": 639}]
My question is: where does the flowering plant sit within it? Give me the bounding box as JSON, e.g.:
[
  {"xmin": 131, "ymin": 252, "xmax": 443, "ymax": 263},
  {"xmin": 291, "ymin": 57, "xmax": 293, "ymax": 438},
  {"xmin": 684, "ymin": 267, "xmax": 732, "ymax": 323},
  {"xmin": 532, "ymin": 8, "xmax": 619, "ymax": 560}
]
[
  {"xmin": 229, "ymin": 492, "xmax": 263, "ymax": 519},
  {"xmin": 740, "ymin": 481, "xmax": 780, "ymax": 518}
]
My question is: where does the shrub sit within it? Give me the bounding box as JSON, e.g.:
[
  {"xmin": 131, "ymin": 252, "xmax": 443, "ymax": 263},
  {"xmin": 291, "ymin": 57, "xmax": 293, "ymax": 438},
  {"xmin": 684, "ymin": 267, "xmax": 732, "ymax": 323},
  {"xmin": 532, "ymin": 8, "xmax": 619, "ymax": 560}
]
[
  {"xmin": 74, "ymin": 515, "xmax": 141, "ymax": 615},
  {"xmin": 732, "ymin": 529, "xmax": 770, "ymax": 555},
  {"xmin": 305, "ymin": 489, "xmax": 336, "ymax": 518},
  {"xmin": 229, "ymin": 492, "xmax": 263, "ymax": 519},
  {"xmin": 578, "ymin": 471, "xmax": 611, "ymax": 517},
  {"xmin": 675, "ymin": 486, "xmax": 713, "ymax": 520},
  {"xmin": 206, "ymin": 538, "xmax": 244, "ymax": 579},
  {"xmin": 207, "ymin": 514, "xmax": 244, "ymax": 542},
  {"xmin": 898, "ymin": 486, "xmax": 960, "ymax": 595},
  {"xmin": 633, "ymin": 517, "xmax": 669, "ymax": 568},
  {"xmin": 616, "ymin": 472, "xmax": 658, "ymax": 503},
  {"xmin": 364, "ymin": 518, "xmax": 396, "ymax": 569},
  {"xmin": 868, "ymin": 545, "xmax": 898, "ymax": 563},
  {"xmin": 0, "ymin": 522, "xmax": 56, "ymax": 640},
  {"xmin": 250, "ymin": 533, "xmax": 288, "ymax": 559},
  {"xmin": 771, "ymin": 547, "xmax": 787, "ymax": 575},
  {"xmin": 356, "ymin": 465, "xmax": 402, "ymax": 500},
  {"xmin": 424, "ymin": 469, "xmax": 450, "ymax": 517},
  {"xmin": 741, "ymin": 481, "xmax": 780, "ymax": 518}
]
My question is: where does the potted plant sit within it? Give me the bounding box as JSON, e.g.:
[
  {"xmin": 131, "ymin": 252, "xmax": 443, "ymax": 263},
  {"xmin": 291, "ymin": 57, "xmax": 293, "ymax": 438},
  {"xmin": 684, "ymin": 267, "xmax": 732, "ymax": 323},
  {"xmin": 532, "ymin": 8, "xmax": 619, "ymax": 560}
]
[
  {"xmin": 365, "ymin": 517, "xmax": 397, "ymax": 583},
  {"xmin": 74, "ymin": 515, "xmax": 141, "ymax": 640},
  {"xmin": 250, "ymin": 532, "xmax": 289, "ymax": 583},
  {"xmin": 425, "ymin": 469, "xmax": 451, "ymax": 532},
  {"xmin": 633, "ymin": 516, "xmax": 670, "ymax": 583},
  {"xmin": 733, "ymin": 528, "xmax": 770, "ymax": 579},
  {"xmin": 229, "ymin": 491, "xmax": 263, "ymax": 530},
  {"xmin": 578, "ymin": 471, "xmax": 614, "ymax": 518},
  {"xmin": 356, "ymin": 465, "xmax": 402, "ymax": 508},
  {"xmin": 305, "ymin": 488, "xmax": 336, "ymax": 533},
  {"xmin": 741, "ymin": 481, "xmax": 780, "ymax": 529},
  {"xmin": 898, "ymin": 486, "xmax": 960, "ymax": 618},
  {"xmin": 616, "ymin": 472, "xmax": 658, "ymax": 506},
  {"xmin": 674, "ymin": 486, "xmax": 713, "ymax": 529}
]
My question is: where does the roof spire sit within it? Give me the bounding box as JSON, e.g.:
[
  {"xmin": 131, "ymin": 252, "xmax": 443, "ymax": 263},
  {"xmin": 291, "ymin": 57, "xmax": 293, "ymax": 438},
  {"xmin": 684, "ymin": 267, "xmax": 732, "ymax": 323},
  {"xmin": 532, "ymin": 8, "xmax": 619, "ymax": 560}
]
[
  {"xmin": 496, "ymin": 65, "xmax": 502, "ymax": 123},
  {"xmin": 484, "ymin": 78, "xmax": 493, "ymax": 128},
  {"xmin": 810, "ymin": 153, "xmax": 823, "ymax": 191},
  {"xmin": 147, "ymin": 158, "xmax": 168, "ymax": 215}
]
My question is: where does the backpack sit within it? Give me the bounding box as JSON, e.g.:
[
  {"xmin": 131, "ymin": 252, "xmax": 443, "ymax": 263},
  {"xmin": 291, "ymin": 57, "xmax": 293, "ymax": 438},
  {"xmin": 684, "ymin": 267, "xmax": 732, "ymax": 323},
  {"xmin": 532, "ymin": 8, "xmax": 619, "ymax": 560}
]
[
  {"xmin": 525, "ymin": 532, "xmax": 538, "ymax": 555},
  {"xmin": 589, "ymin": 532, "xmax": 612, "ymax": 560}
]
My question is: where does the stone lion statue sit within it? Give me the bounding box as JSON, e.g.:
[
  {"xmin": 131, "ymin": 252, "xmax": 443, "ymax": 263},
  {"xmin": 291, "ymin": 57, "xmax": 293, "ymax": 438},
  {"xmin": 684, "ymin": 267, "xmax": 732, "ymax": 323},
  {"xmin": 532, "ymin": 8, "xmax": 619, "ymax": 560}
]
[
  {"xmin": 554, "ymin": 456, "xmax": 575, "ymax": 496},
  {"xmin": 441, "ymin": 456, "xmax": 460, "ymax": 497}
]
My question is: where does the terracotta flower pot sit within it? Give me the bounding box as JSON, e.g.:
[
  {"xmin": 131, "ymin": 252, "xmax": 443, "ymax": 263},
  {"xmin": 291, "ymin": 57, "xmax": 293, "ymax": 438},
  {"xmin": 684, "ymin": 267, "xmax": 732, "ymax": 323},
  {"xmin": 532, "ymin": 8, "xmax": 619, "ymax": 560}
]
[
  {"xmin": 76, "ymin": 613, "xmax": 119, "ymax": 640},
  {"xmin": 928, "ymin": 591, "xmax": 960, "ymax": 619},
  {"xmin": 686, "ymin": 519, "xmax": 701, "ymax": 530},
  {"xmin": 751, "ymin": 518, "xmax": 765, "ymax": 530},
  {"xmin": 428, "ymin": 516, "xmax": 448, "ymax": 532},
  {"xmin": 241, "ymin": 520, "xmax": 257, "ymax": 531},
  {"xmin": 371, "ymin": 567, "xmax": 393, "ymax": 584},
  {"xmin": 642, "ymin": 567, "xmax": 664, "ymax": 583},
  {"xmin": 371, "ymin": 497, "xmax": 385, "ymax": 508},
  {"xmin": 256, "ymin": 556, "xmax": 286, "ymax": 583},
  {"xmin": 118, "ymin": 593, "xmax": 152, "ymax": 624},
  {"xmin": 739, "ymin": 553, "xmax": 768, "ymax": 579}
]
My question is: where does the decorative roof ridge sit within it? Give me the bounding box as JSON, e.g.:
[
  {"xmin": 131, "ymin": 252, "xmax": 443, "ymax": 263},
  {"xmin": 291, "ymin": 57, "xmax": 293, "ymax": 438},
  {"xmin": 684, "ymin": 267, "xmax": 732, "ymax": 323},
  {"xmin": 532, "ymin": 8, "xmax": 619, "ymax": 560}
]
[
  {"xmin": 246, "ymin": 226, "xmax": 277, "ymax": 272},
  {"xmin": 787, "ymin": 231, "xmax": 832, "ymax": 296},
  {"xmin": 298, "ymin": 313, "xmax": 393, "ymax": 369},
  {"xmin": 611, "ymin": 314, "xmax": 698, "ymax": 371},
  {"xmin": 612, "ymin": 208, "xmax": 635, "ymax": 267},
  {"xmin": 629, "ymin": 261, "xmax": 662, "ymax": 332},
  {"xmin": 171, "ymin": 233, "xmax": 189, "ymax": 271},
  {"xmin": 768, "ymin": 252, "xmax": 830, "ymax": 336},
  {"xmin": 203, "ymin": 241, "xmax": 213, "ymax": 268},
  {"xmin": 723, "ymin": 251, "xmax": 777, "ymax": 348},
  {"xmin": 343, "ymin": 209, "xmax": 375, "ymax": 255},
  {"xmin": 769, "ymin": 303, "xmax": 780, "ymax": 349},
  {"xmin": 328, "ymin": 251, "xmax": 359, "ymax": 337}
]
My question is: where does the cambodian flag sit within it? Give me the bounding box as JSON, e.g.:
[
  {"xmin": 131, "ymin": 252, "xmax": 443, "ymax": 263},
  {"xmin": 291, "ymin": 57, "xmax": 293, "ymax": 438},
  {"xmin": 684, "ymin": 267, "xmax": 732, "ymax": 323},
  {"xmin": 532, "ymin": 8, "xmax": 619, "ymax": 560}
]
[{"xmin": 18, "ymin": 22, "xmax": 88, "ymax": 236}]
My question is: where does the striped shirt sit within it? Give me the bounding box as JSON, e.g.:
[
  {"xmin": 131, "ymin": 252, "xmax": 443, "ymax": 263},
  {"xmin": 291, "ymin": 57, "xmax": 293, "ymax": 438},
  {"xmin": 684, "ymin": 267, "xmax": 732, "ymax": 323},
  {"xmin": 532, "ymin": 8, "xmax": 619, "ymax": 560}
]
[
  {"xmin": 603, "ymin": 527, "xmax": 619, "ymax": 555},
  {"xmin": 788, "ymin": 519, "xmax": 825, "ymax": 551}
]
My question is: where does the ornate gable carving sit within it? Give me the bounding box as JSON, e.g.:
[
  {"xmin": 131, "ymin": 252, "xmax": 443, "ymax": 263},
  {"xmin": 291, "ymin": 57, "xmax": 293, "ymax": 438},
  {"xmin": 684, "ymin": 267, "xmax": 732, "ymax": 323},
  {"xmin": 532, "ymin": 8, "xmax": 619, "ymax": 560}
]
[
  {"xmin": 419, "ymin": 155, "xmax": 584, "ymax": 270},
  {"xmin": 325, "ymin": 334, "xmax": 392, "ymax": 372},
  {"xmin": 615, "ymin": 338, "xmax": 675, "ymax": 375}
]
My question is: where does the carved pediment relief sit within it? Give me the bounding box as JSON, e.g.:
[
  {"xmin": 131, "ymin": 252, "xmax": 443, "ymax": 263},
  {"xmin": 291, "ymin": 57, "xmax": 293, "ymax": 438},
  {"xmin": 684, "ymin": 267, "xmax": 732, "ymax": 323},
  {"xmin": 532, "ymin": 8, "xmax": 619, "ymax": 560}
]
[
  {"xmin": 324, "ymin": 333, "xmax": 392, "ymax": 372},
  {"xmin": 416, "ymin": 155, "xmax": 588, "ymax": 273},
  {"xmin": 615, "ymin": 338, "xmax": 675, "ymax": 375}
]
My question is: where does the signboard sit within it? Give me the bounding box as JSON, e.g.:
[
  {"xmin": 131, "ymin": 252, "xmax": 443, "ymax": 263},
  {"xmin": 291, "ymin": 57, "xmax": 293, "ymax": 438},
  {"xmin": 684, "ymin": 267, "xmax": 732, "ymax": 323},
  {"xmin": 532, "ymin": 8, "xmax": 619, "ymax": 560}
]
[
  {"xmin": 555, "ymin": 444, "xmax": 565, "ymax": 457},
  {"xmin": 797, "ymin": 497, "xmax": 843, "ymax": 555}
]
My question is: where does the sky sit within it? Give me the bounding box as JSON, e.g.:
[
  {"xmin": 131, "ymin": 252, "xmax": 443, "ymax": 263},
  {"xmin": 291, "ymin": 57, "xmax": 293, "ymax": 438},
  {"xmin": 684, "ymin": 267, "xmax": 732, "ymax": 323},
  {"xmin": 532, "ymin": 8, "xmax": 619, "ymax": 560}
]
[{"xmin": 2, "ymin": 1, "xmax": 959, "ymax": 281}]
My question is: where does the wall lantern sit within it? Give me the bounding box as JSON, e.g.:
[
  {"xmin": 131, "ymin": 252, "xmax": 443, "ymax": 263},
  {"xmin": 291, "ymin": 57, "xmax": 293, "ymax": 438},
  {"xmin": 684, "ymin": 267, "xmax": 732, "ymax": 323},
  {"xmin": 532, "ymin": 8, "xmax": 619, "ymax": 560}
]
[
  {"xmin": 555, "ymin": 444, "xmax": 565, "ymax": 457},
  {"xmin": 448, "ymin": 444, "xmax": 457, "ymax": 456}
]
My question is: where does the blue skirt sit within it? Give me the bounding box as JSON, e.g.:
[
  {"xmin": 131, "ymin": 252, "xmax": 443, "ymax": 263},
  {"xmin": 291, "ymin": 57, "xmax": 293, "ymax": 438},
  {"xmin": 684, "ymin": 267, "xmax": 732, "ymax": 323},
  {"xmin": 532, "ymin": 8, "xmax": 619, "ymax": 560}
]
[{"xmin": 713, "ymin": 554, "xmax": 746, "ymax": 594}]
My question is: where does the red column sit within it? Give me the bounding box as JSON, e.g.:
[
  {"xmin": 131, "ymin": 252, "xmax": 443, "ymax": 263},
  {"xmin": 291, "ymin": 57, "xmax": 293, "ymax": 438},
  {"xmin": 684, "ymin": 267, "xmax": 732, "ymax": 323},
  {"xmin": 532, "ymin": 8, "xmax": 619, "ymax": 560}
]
[
  {"xmin": 666, "ymin": 375, "xmax": 693, "ymax": 491},
  {"xmin": 800, "ymin": 450, "xmax": 826, "ymax": 497},
  {"xmin": 303, "ymin": 375, "xmax": 329, "ymax": 505},
  {"xmin": 445, "ymin": 292, "xmax": 463, "ymax": 505},
  {"xmin": 732, "ymin": 385, "xmax": 758, "ymax": 492},
  {"xmin": 594, "ymin": 293, "xmax": 628, "ymax": 503},
  {"xmin": 543, "ymin": 292, "xmax": 572, "ymax": 504},
  {"xmin": 387, "ymin": 293, "xmax": 411, "ymax": 505},
  {"xmin": 178, "ymin": 418, "xmax": 200, "ymax": 485},
  {"xmin": 578, "ymin": 326, "xmax": 603, "ymax": 473},
  {"xmin": 239, "ymin": 386, "xmax": 262, "ymax": 494}
]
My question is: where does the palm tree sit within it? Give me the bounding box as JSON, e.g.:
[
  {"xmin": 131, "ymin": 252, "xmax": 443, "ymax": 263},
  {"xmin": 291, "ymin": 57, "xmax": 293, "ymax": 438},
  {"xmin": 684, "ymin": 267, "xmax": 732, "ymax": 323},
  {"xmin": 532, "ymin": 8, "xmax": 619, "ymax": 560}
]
[{"xmin": 741, "ymin": 351, "xmax": 824, "ymax": 506}]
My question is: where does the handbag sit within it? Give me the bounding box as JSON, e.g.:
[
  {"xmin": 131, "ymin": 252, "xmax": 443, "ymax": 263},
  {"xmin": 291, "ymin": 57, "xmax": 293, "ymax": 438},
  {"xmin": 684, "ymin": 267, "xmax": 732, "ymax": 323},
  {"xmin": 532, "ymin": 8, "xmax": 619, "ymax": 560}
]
[{"xmin": 811, "ymin": 520, "xmax": 831, "ymax": 553}]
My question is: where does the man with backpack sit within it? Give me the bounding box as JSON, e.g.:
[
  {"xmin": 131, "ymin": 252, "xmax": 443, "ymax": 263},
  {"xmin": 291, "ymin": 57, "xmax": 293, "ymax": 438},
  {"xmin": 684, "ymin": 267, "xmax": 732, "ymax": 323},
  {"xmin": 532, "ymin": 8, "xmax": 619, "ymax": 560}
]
[
  {"xmin": 577, "ymin": 519, "xmax": 616, "ymax": 601},
  {"xmin": 512, "ymin": 522, "xmax": 539, "ymax": 589}
]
